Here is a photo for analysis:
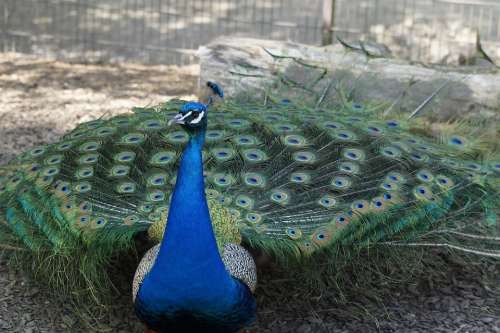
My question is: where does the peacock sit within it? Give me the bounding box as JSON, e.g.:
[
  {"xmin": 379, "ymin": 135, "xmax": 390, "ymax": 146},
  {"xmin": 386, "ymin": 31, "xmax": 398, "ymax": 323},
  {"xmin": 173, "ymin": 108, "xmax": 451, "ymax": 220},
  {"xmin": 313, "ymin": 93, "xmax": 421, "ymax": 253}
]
[{"xmin": 0, "ymin": 58, "xmax": 499, "ymax": 332}]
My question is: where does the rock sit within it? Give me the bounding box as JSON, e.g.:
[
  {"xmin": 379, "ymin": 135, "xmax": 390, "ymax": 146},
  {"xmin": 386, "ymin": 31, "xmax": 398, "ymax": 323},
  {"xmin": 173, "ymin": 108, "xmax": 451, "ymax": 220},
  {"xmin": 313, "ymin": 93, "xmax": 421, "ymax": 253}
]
[
  {"xmin": 297, "ymin": 323, "xmax": 312, "ymax": 333},
  {"xmin": 481, "ymin": 317, "xmax": 495, "ymax": 323},
  {"xmin": 199, "ymin": 37, "xmax": 500, "ymax": 122},
  {"xmin": 61, "ymin": 315, "xmax": 76, "ymax": 327},
  {"xmin": 25, "ymin": 287, "xmax": 39, "ymax": 297}
]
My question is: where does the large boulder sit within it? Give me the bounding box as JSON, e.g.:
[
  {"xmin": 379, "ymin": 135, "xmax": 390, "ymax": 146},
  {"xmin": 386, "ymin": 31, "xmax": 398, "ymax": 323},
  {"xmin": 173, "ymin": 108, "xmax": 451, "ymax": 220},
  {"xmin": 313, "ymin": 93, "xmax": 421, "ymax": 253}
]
[{"xmin": 198, "ymin": 37, "xmax": 500, "ymax": 121}]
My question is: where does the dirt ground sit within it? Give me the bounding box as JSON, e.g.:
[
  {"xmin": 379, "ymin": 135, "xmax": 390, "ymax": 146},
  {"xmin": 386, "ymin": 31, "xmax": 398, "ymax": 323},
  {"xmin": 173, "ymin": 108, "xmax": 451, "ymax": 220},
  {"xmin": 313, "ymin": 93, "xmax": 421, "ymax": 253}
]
[
  {"xmin": 1, "ymin": 53, "xmax": 499, "ymax": 333},
  {"xmin": 0, "ymin": 53, "xmax": 198, "ymax": 165}
]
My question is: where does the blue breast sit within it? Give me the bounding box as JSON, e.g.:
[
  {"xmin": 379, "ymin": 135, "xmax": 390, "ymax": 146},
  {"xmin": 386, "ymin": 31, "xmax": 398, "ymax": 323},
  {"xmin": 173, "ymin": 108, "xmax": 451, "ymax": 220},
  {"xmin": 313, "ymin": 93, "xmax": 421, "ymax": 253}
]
[
  {"xmin": 135, "ymin": 277, "xmax": 256, "ymax": 333},
  {"xmin": 134, "ymin": 128, "xmax": 256, "ymax": 332}
]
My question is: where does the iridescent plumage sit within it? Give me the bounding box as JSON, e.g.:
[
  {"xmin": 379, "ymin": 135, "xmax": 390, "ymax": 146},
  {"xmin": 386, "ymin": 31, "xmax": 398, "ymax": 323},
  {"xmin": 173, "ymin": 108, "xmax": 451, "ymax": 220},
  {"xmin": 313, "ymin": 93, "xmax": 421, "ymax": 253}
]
[{"xmin": 0, "ymin": 69, "xmax": 499, "ymax": 332}]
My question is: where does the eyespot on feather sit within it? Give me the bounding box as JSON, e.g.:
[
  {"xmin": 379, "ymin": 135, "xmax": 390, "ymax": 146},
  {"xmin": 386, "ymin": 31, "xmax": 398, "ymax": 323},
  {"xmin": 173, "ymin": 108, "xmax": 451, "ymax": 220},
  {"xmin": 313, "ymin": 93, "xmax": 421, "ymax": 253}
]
[
  {"xmin": 166, "ymin": 131, "xmax": 189, "ymax": 144},
  {"xmin": 91, "ymin": 216, "xmax": 107, "ymax": 228},
  {"xmin": 150, "ymin": 151, "xmax": 177, "ymax": 165},
  {"xmin": 235, "ymin": 195, "xmax": 254, "ymax": 210},
  {"xmin": 233, "ymin": 134, "xmax": 258, "ymax": 146},
  {"xmin": 123, "ymin": 215, "xmax": 140, "ymax": 226},
  {"xmin": 205, "ymin": 188, "xmax": 220, "ymax": 200},
  {"xmin": 74, "ymin": 182, "xmax": 92, "ymax": 193},
  {"xmin": 333, "ymin": 212, "xmax": 351, "ymax": 227},
  {"xmin": 76, "ymin": 214, "xmax": 91, "ymax": 228},
  {"xmin": 272, "ymin": 123, "xmax": 297, "ymax": 134},
  {"xmin": 351, "ymin": 200, "xmax": 370, "ymax": 215},
  {"xmin": 312, "ymin": 227, "xmax": 333, "ymax": 246},
  {"xmin": 29, "ymin": 146, "xmax": 46, "ymax": 157},
  {"xmin": 212, "ymin": 147, "xmax": 236, "ymax": 162},
  {"xmin": 147, "ymin": 173, "xmax": 168, "ymax": 186},
  {"xmin": 79, "ymin": 201, "xmax": 92, "ymax": 213},
  {"xmin": 290, "ymin": 172, "xmax": 312, "ymax": 184},
  {"xmin": 435, "ymin": 174, "xmax": 455, "ymax": 189},
  {"xmin": 245, "ymin": 212, "xmax": 262, "ymax": 224},
  {"xmin": 381, "ymin": 146, "xmax": 402, "ymax": 158},
  {"xmin": 335, "ymin": 130, "xmax": 358, "ymax": 141},
  {"xmin": 78, "ymin": 153, "xmax": 99, "ymax": 164},
  {"xmin": 385, "ymin": 172, "xmax": 406, "ymax": 184},
  {"xmin": 53, "ymin": 181, "xmax": 71, "ymax": 197},
  {"xmin": 79, "ymin": 141, "xmax": 101, "ymax": 152},
  {"xmin": 120, "ymin": 133, "xmax": 145, "ymax": 145},
  {"xmin": 338, "ymin": 162, "xmax": 360, "ymax": 174},
  {"xmin": 242, "ymin": 149, "xmax": 268, "ymax": 163},
  {"xmin": 206, "ymin": 130, "xmax": 225, "ymax": 142},
  {"xmin": 292, "ymin": 151, "xmax": 317, "ymax": 164},
  {"xmin": 416, "ymin": 169, "xmax": 434, "ymax": 183},
  {"xmin": 45, "ymin": 154, "xmax": 64, "ymax": 165},
  {"xmin": 242, "ymin": 172, "xmax": 266, "ymax": 188},
  {"xmin": 283, "ymin": 134, "xmax": 307, "ymax": 147},
  {"xmin": 318, "ymin": 194, "xmax": 337, "ymax": 208},
  {"xmin": 286, "ymin": 227, "xmax": 303, "ymax": 240},
  {"xmin": 331, "ymin": 176, "xmax": 352, "ymax": 190},
  {"xmin": 413, "ymin": 185, "xmax": 434, "ymax": 201},
  {"xmin": 56, "ymin": 142, "xmax": 73, "ymax": 151},
  {"xmin": 270, "ymin": 189, "xmax": 290, "ymax": 205},
  {"xmin": 116, "ymin": 182, "xmax": 137, "ymax": 194},
  {"xmin": 371, "ymin": 196, "xmax": 388, "ymax": 211},
  {"xmin": 76, "ymin": 166, "xmax": 94, "ymax": 179},
  {"xmin": 298, "ymin": 240, "xmax": 317, "ymax": 256},
  {"xmin": 343, "ymin": 148, "xmax": 365, "ymax": 161},
  {"xmin": 212, "ymin": 173, "xmax": 235, "ymax": 187},
  {"xmin": 147, "ymin": 190, "xmax": 166, "ymax": 202},
  {"xmin": 114, "ymin": 151, "xmax": 136, "ymax": 163}
]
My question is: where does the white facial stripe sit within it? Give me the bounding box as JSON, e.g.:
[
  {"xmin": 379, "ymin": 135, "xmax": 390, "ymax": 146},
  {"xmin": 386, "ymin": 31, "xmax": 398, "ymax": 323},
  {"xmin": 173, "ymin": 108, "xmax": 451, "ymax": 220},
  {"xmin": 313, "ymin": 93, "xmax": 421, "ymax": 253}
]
[
  {"xmin": 190, "ymin": 111, "xmax": 205, "ymax": 124},
  {"xmin": 179, "ymin": 111, "xmax": 193, "ymax": 121}
]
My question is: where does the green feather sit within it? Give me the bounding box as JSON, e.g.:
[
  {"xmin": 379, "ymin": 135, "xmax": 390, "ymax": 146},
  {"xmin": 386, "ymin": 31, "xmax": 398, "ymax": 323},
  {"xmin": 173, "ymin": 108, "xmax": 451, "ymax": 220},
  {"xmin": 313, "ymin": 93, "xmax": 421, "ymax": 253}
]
[{"xmin": 0, "ymin": 61, "xmax": 499, "ymax": 329}]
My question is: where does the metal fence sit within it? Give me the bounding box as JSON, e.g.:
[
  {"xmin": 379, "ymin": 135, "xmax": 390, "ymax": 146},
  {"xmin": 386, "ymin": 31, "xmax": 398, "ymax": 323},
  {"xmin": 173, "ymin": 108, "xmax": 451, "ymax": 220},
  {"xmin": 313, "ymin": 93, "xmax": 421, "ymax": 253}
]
[{"xmin": 1, "ymin": 0, "xmax": 499, "ymax": 65}]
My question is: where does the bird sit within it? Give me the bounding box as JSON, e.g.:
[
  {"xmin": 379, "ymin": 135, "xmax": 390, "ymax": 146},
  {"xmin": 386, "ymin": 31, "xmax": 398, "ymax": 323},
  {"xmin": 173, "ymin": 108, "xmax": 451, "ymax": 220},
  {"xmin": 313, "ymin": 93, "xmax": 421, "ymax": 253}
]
[
  {"xmin": 0, "ymin": 66, "xmax": 499, "ymax": 332},
  {"xmin": 133, "ymin": 90, "xmax": 257, "ymax": 332}
]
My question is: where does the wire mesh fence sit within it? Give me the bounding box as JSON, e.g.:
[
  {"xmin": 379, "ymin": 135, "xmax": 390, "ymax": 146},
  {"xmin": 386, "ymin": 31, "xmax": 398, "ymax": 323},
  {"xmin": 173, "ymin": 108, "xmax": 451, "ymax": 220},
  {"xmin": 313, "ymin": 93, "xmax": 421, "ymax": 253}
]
[{"xmin": 1, "ymin": 0, "xmax": 499, "ymax": 65}]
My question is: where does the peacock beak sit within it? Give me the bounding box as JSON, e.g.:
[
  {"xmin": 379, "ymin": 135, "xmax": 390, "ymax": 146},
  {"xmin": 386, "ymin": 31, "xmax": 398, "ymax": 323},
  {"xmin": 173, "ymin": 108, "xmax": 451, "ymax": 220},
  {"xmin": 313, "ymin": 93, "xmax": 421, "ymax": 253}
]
[
  {"xmin": 168, "ymin": 112, "xmax": 192, "ymax": 126},
  {"xmin": 168, "ymin": 114, "xmax": 183, "ymax": 126}
]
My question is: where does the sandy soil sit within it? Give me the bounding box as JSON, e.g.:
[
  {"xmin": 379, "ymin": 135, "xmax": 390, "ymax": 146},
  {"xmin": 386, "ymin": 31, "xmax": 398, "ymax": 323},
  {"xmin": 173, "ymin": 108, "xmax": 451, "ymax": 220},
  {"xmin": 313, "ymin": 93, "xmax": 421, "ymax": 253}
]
[
  {"xmin": 0, "ymin": 53, "xmax": 499, "ymax": 333},
  {"xmin": 0, "ymin": 53, "xmax": 198, "ymax": 164}
]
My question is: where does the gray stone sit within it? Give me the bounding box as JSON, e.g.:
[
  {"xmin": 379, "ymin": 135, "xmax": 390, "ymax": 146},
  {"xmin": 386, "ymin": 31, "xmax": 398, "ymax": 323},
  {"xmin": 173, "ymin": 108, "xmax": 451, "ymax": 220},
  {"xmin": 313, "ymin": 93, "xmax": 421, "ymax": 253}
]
[{"xmin": 199, "ymin": 37, "xmax": 500, "ymax": 122}]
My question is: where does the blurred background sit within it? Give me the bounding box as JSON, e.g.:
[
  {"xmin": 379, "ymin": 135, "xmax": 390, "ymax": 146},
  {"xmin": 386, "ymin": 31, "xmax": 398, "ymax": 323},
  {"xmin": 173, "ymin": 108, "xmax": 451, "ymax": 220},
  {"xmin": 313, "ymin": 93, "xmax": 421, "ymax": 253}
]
[{"xmin": 2, "ymin": 0, "xmax": 500, "ymax": 66}]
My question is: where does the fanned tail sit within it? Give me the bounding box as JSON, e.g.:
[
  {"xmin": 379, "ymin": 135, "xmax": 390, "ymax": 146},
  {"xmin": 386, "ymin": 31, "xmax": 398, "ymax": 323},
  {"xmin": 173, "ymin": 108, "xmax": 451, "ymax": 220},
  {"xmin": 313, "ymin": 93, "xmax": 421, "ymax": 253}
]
[
  {"xmin": 218, "ymin": 51, "xmax": 500, "ymax": 261},
  {"xmin": 0, "ymin": 48, "xmax": 498, "ymax": 328}
]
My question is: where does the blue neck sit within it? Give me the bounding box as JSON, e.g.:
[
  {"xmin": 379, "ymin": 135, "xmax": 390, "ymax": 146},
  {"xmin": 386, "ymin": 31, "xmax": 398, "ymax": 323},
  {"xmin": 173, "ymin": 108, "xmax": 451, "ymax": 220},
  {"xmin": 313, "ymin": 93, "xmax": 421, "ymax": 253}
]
[
  {"xmin": 135, "ymin": 100, "xmax": 257, "ymax": 332},
  {"xmin": 147, "ymin": 127, "xmax": 233, "ymax": 292}
]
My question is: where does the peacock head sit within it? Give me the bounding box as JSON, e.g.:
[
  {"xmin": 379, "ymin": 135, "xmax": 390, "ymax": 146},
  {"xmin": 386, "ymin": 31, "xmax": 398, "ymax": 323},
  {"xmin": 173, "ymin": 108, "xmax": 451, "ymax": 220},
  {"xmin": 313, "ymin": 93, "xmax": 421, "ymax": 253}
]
[
  {"xmin": 168, "ymin": 101, "xmax": 208, "ymax": 132},
  {"xmin": 168, "ymin": 81, "xmax": 224, "ymax": 133}
]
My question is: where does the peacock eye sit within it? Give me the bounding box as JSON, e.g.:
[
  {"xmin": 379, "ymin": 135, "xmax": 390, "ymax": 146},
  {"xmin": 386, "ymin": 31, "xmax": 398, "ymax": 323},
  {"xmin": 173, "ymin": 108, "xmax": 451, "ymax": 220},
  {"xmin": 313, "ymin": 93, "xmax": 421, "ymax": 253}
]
[{"xmin": 187, "ymin": 110, "xmax": 203, "ymax": 124}]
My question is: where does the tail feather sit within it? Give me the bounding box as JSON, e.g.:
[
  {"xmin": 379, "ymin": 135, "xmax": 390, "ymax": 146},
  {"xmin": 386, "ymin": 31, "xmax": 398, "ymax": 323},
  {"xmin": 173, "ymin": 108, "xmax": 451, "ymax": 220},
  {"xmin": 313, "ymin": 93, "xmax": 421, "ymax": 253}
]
[
  {"xmin": 0, "ymin": 58, "xmax": 498, "ymax": 316},
  {"xmin": 5, "ymin": 207, "xmax": 44, "ymax": 252}
]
